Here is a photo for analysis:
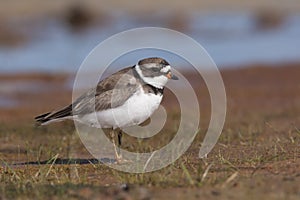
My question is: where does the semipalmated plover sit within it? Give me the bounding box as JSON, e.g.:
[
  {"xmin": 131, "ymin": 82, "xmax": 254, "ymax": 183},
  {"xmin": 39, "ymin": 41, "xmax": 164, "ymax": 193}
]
[{"xmin": 35, "ymin": 57, "xmax": 178, "ymax": 163}]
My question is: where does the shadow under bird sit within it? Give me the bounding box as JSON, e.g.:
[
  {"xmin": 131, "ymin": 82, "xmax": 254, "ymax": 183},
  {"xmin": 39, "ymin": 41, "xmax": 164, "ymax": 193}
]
[{"xmin": 35, "ymin": 57, "xmax": 178, "ymax": 163}]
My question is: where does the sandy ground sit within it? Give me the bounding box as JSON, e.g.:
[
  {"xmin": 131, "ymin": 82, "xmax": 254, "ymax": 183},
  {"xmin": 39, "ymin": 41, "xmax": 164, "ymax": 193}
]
[{"xmin": 0, "ymin": 63, "xmax": 300, "ymax": 199}]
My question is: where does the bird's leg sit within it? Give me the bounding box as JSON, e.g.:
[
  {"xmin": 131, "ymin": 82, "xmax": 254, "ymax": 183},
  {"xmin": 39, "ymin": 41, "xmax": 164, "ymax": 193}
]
[
  {"xmin": 110, "ymin": 129, "xmax": 121, "ymax": 163},
  {"xmin": 116, "ymin": 130, "xmax": 131, "ymax": 164},
  {"xmin": 117, "ymin": 130, "xmax": 123, "ymax": 156}
]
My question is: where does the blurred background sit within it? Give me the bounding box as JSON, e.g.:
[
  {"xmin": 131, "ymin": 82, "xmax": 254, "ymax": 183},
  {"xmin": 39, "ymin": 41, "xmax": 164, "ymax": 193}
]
[
  {"xmin": 0, "ymin": 0, "xmax": 299, "ymax": 114},
  {"xmin": 0, "ymin": 0, "xmax": 300, "ymax": 72}
]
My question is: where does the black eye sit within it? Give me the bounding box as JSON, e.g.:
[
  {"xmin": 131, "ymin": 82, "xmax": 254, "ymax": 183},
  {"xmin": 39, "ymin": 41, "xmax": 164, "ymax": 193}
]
[
  {"xmin": 161, "ymin": 60, "xmax": 169, "ymax": 66},
  {"xmin": 152, "ymin": 68, "xmax": 160, "ymax": 72}
]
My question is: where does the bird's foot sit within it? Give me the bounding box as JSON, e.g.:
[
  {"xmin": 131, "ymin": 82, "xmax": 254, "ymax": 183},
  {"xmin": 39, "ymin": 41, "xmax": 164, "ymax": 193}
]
[{"xmin": 114, "ymin": 154, "xmax": 131, "ymax": 164}]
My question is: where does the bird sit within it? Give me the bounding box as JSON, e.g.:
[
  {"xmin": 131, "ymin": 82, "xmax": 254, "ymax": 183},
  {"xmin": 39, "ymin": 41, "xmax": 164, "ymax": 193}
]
[{"xmin": 35, "ymin": 57, "xmax": 179, "ymax": 163}]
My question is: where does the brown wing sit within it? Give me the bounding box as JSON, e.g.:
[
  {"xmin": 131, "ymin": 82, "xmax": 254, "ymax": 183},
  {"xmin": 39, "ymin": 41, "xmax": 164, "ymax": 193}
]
[
  {"xmin": 95, "ymin": 67, "xmax": 134, "ymax": 94},
  {"xmin": 72, "ymin": 67, "xmax": 140, "ymax": 115}
]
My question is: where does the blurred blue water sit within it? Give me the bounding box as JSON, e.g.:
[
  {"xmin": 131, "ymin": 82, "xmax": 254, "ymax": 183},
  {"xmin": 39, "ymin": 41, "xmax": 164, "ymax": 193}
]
[{"xmin": 0, "ymin": 13, "xmax": 300, "ymax": 73}]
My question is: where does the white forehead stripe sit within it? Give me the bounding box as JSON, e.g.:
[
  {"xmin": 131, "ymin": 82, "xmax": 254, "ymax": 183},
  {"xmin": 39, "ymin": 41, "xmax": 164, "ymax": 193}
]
[
  {"xmin": 135, "ymin": 64, "xmax": 143, "ymax": 76},
  {"xmin": 160, "ymin": 65, "xmax": 171, "ymax": 73}
]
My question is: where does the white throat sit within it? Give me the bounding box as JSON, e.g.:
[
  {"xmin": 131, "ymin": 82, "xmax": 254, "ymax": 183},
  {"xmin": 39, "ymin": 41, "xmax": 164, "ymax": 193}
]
[{"xmin": 135, "ymin": 64, "xmax": 168, "ymax": 89}]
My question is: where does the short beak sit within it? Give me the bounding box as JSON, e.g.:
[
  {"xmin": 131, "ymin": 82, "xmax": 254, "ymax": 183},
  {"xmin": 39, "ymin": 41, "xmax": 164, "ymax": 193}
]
[{"xmin": 167, "ymin": 72, "xmax": 179, "ymax": 80}]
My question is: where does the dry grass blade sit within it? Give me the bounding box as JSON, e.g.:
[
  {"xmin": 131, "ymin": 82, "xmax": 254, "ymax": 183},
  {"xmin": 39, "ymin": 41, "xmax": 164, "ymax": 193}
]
[
  {"xmin": 181, "ymin": 162, "xmax": 194, "ymax": 186},
  {"xmin": 222, "ymin": 171, "xmax": 238, "ymax": 188},
  {"xmin": 46, "ymin": 154, "xmax": 59, "ymax": 177},
  {"xmin": 143, "ymin": 150, "xmax": 157, "ymax": 172},
  {"xmin": 201, "ymin": 163, "xmax": 213, "ymax": 182}
]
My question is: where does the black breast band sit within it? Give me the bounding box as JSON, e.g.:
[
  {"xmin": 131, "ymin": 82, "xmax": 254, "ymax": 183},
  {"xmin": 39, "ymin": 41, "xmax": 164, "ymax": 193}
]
[{"xmin": 146, "ymin": 84, "xmax": 164, "ymax": 95}]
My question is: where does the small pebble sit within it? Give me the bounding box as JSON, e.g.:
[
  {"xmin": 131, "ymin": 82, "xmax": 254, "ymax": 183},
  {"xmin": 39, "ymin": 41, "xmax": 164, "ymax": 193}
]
[{"xmin": 120, "ymin": 183, "xmax": 129, "ymax": 191}]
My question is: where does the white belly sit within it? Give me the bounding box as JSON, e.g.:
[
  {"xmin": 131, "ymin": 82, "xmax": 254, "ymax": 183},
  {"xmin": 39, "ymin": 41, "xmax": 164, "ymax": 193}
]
[{"xmin": 78, "ymin": 88, "xmax": 163, "ymax": 129}]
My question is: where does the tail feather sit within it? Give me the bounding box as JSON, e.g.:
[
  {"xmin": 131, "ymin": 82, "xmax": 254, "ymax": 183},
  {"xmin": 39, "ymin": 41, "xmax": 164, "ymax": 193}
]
[{"xmin": 35, "ymin": 105, "xmax": 73, "ymax": 125}]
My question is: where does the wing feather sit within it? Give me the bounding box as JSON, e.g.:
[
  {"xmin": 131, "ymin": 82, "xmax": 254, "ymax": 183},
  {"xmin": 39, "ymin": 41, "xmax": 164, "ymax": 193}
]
[{"xmin": 72, "ymin": 67, "xmax": 140, "ymax": 115}]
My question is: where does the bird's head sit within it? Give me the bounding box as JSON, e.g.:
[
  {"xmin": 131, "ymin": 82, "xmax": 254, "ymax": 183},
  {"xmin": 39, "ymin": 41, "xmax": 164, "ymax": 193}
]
[{"xmin": 134, "ymin": 57, "xmax": 178, "ymax": 89}]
